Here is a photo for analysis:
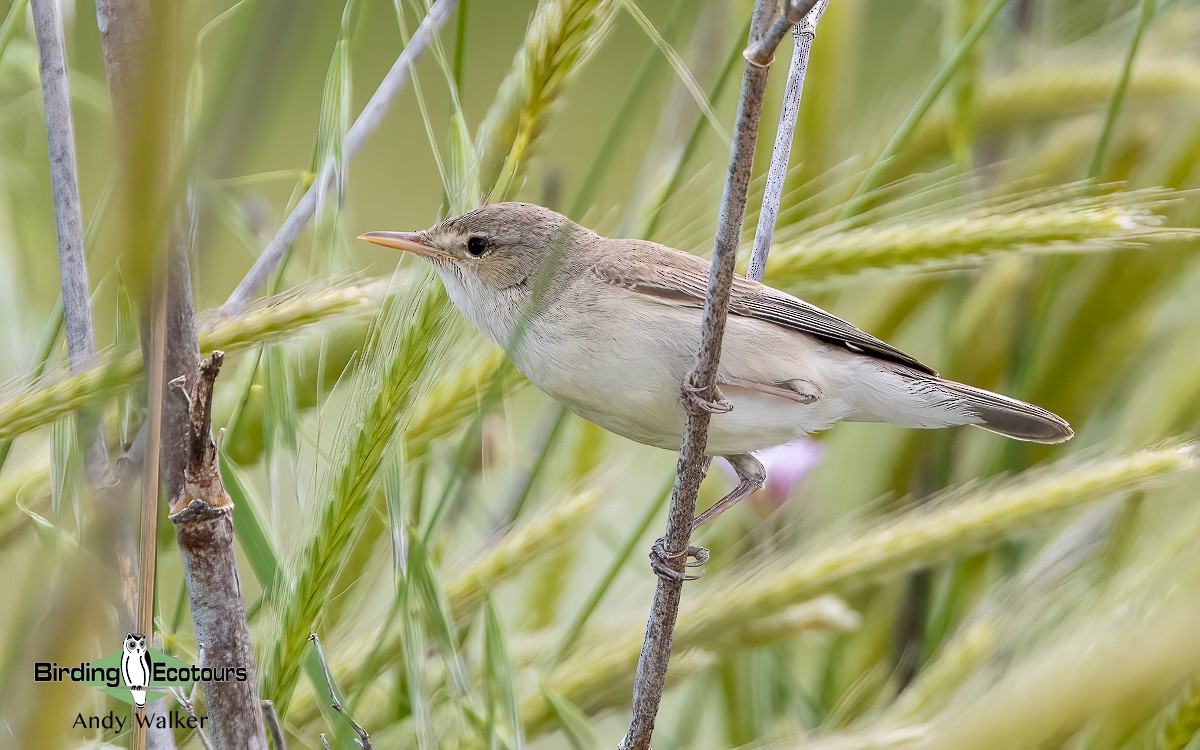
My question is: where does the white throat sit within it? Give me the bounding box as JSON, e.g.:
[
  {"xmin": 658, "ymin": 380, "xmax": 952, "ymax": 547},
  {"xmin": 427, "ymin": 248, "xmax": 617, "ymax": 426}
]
[{"xmin": 433, "ymin": 264, "xmax": 527, "ymax": 349}]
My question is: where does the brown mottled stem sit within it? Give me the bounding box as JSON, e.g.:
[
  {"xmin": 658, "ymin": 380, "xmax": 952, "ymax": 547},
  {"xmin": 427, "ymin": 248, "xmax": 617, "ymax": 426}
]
[
  {"xmin": 619, "ymin": 0, "xmax": 779, "ymax": 747},
  {"xmin": 170, "ymin": 353, "xmax": 267, "ymax": 749}
]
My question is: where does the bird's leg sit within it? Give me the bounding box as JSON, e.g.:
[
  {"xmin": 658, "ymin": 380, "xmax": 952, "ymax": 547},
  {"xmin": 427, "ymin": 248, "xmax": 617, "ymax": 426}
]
[
  {"xmin": 679, "ymin": 372, "xmax": 733, "ymax": 415},
  {"xmin": 691, "ymin": 453, "xmax": 766, "ymax": 530},
  {"xmin": 650, "ymin": 456, "xmax": 714, "ymax": 582},
  {"xmin": 650, "ymin": 454, "xmax": 767, "ymax": 580}
]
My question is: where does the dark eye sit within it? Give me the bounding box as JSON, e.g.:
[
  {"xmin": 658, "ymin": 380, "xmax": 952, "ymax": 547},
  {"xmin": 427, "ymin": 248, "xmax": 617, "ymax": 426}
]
[{"xmin": 466, "ymin": 236, "xmax": 489, "ymax": 257}]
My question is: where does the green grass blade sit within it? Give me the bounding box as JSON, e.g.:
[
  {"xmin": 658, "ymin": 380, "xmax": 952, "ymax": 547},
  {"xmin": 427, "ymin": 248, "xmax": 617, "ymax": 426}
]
[
  {"xmin": 219, "ymin": 452, "xmax": 279, "ymax": 595},
  {"xmin": 839, "ymin": 0, "xmax": 1011, "ymax": 220},
  {"xmin": 1088, "ymin": 0, "xmax": 1156, "ymax": 179}
]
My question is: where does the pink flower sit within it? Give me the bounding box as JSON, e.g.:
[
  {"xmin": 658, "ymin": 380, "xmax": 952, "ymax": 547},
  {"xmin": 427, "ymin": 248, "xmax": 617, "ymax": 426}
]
[{"xmin": 717, "ymin": 438, "xmax": 823, "ymax": 516}]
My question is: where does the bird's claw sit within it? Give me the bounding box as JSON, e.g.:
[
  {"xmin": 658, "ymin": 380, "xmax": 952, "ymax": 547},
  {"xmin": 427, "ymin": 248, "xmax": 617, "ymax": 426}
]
[
  {"xmin": 649, "ymin": 536, "xmax": 710, "ymax": 581},
  {"xmin": 680, "ymin": 377, "xmax": 733, "ymax": 415}
]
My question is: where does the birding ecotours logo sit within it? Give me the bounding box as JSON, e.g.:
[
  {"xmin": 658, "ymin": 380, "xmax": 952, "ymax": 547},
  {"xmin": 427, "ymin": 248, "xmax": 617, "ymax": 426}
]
[{"xmin": 33, "ymin": 634, "xmax": 245, "ymax": 709}]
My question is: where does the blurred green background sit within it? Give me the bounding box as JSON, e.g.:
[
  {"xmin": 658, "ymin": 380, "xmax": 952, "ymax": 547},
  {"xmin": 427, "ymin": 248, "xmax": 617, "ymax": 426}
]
[{"xmin": 2, "ymin": 0, "xmax": 1200, "ymax": 748}]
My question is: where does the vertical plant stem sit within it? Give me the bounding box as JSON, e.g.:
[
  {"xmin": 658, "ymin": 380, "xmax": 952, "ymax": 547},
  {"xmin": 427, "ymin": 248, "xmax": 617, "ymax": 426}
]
[
  {"xmin": 838, "ymin": 0, "xmax": 1009, "ymax": 220},
  {"xmin": 1088, "ymin": 0, "xmax": 1155, "ymax": 178},
  {"xmin": 221, "ymin": 0, "xmax": 457, "ymax": 315},
  {"xmin": 748, "ymin": 0, "xmax": 828, "ymax": 282},
  {"xmin": 620, "ymin": 1, "xmax": 777, "ymax": 747},
  {"xmin": 96, "ymin": 1, "xmax": 267, "ymax": 747},
  {"xmin": 452, "ymin": 0, "xmax": 467, "ymax": 90},
  {"xmin": 31, "ymin": 0, "xmax": 109, "ymax": 478},
  {"xmin": 500, "ymin": 404, "xmax": 570, "ymax": 525},
  {"xmin": 134, "ymin": 274, "xmax": 167, "ymax": 750}
]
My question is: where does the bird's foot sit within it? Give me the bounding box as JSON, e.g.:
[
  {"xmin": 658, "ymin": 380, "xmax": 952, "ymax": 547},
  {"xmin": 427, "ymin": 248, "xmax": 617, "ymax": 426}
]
[
  {"xmin": 649, "ymin": 536, "xmax": 710, "ymax": 581},
  {"xmin": 680, "ymin": 375, "xmax": 733, "ymax": 415}
]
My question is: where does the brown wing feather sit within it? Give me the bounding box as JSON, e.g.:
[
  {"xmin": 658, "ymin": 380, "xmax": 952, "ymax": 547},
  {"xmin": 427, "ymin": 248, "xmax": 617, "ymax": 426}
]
[{"xmin": 590, "ymin": 241, "xmax": 938, "ymax": 376}]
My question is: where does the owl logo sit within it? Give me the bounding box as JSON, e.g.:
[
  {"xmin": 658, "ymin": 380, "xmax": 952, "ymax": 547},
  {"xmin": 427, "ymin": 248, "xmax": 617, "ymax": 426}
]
[{"xmin": 120, "ymin": 634, "xmax": 153, "ymax": 710}]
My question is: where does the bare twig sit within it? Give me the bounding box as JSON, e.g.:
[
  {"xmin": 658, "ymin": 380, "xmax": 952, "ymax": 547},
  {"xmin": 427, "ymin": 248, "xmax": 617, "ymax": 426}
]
[
  {"xmin": 619, "ymin": 1, "xmax": 780, "ymax": 748},
  {"xmin": 221, "ymin": 0, "xmax": 458, "ymax": 315},
  {"xmin": 144, "ymin": 700, "xmax": 178, "ymax": 750},
  {"xmin": 262, "ymin": 701, "xmax": 287, "ymax": 750},
  {"xmin": 744, "ymin": 0, "xmax": 820, "ymax": 67},
  {"xmin": 748, "ymin": 0, "xmax": 829, "ymax": 282},
  {"xmin": 31, "ymin": 0, "xmax": 109, "ymax": 478},
  {"xmin": 310, "ymin": 634, "xmax": 372, "ymax": 749}
]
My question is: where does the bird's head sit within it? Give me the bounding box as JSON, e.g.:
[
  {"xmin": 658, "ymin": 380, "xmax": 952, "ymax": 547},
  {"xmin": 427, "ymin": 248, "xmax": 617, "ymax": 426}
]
[
  {"xmin": 360, "ymin": 202, "xmax": 594, "ymax": 346},
  {"xmin": 359, "ymin": 202, "xmax": 587, "ymax": 292}
]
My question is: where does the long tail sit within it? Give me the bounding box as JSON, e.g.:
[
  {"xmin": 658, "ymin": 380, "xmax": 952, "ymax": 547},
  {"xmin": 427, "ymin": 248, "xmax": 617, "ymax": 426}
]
[{"xmin": 919, "ymin": 376, "xmax": 1073, "ymax": 443}]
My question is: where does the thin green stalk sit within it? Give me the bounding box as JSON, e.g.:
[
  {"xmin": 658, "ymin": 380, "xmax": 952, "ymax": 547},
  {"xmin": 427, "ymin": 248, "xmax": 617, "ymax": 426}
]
[
  {"xmin": 551, "ymin": 475, "xmax": 673, "ymax": 663},
  {"xmin": 0, "ymin": 0, "xmax": 28, "ymax": 62},
  {"xmin": 945, "ymin": 0, "xmax": 981, "ymax": 169},
  {"xmin": 501, "ymin": 405, "xmax": 570, "ymax": 526},
  {"xmin": 1088, "ymin": 0, "xmax": 1156, "ymax": 178},
  {"xmin": 453, "ymin": 0, "xmax": 467, "ymax": 90},
  {"xmin": 420, "ymin": 396, "xmax": 488, "ymax": 541},
  {"xmin": 569, "ymin": 0, "xmax": 692, "ymax": 220},
  {"xmin": 839, "ymin": 0, "xmax": 1010, "ymax": 220},
  {"xmin": 641, "ymin": 18, "xmax": 748, "ymax": 239}
]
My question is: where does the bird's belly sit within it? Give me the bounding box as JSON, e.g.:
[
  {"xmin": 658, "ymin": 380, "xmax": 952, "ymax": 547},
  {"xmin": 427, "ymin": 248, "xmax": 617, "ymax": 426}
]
[
  {"xmin": 513, "ymin": 325, "xmax": 689, "ymax": 450},
  {"xmin": 511, "ymin": 319, "xmax": 841, "ymax": 454}
]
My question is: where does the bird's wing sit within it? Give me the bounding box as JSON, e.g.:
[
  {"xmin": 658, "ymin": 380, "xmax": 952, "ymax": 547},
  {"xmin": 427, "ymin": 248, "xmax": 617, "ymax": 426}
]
[{"xmin": 591, "ymin": 242, "xmax": 938, "ymax": 376}]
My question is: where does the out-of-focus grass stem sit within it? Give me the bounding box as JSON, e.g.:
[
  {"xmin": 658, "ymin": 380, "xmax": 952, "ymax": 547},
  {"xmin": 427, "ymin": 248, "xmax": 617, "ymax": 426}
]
[
  {"xmin": 839, "ymin": 0, "xmax": 1009, "ymax": 220},
  {"xmin": 552, "ymin": 475, "xmax": 673, "ymax": 663},
  {"xmin": 641, "ymin": 20, "xmax": 747, "ymax": 239},
  {"xmin": 569, "ymin": 0, "xmax": 690, "ymax": 221},
  {"xmin": 500, "ymin": 404, "xmax": 571, "ymax": 526},
  {"xmin": 0, "ymin": 0, "xmax": 28, "ymax": 62},
  {"xmin": 1089, "ymin": 0, "xmax": 1156, "ymax": 179}
]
